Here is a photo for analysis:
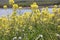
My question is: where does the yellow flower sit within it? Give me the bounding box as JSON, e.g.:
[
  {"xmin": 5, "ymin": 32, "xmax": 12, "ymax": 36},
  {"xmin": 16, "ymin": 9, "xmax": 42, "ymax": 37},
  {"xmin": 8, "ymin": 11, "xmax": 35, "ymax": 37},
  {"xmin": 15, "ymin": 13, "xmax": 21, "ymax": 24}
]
[
  {"xmin": 0, "ymin": 18, "xmax": 2, "ymax": 21},
  {"xmin": 50, "ymin": 22, "xmax": 54, "ymax": 24},
  {"xmin": 46, "ymin": 7, "xmax": 48, "ymax": 10},
  {"xmin": 9, "ymin": 0, "xmax": 14, "ymax": 5},
  {"xmin": 49, "ymin": 14, "xmax": 55, "ymax": 18},
  {"xmin": 52, "ymin": 5, "xmax": 57, "ymax": 13},
  {"xmin": 41, "ymin": 8, "xmax": 48, "ymax": 14},
  {"xmin": 24, "ymin": 12, "xmax": 31, "ymax": 18},
  {"xmin": 34, "ymin": 14, "xmax": 38, "ymax": 19},
  {"xmin": 19, "ymin": 6, "xmax": 22, "ymax": 9},
  {"xmin": 42, "ymin": 18, "xmax": 47, "ymax": 22},
  {"xmin": 37, "ymin": 13, "xmax": 41, "ymax": 16},
  {"xmin": 52, "ymin": 8, "xmax": 57, "ymax": 13},
  {"xmin": 13, "ymin": 4, "xmax": 18, "ymax": 10},
  {"xmin": 19, "ymin": 21, "xmax": 23, "ymax": 25},
  {"xmin": 37, "ymin": 21, "xmax": 39, "ymax": 24},
  {"xmin": 57, "ymin": 25, "xmax": 60, "ymax": 30},
  {"xmin": 29, "ymin": 26, "xmax": 32, "ymax": 30},
  {"xmin": 57, "ymin": 19, "xmax": 60, "ymax": 22},
  {"xmin": 30, "ymin": 16, "xmax": 35, "ymax": 22},
  {"xmin": 3, "ymin": 5, "xmax": 7, "ymax": 9},
  {"xmin": 5, "ymin": 30, "xmax": 10, "ymax": 33},
  {"xmin": 58, "ymin": 25, "xmax": 60, "ymax": 28},
  {"xmin": 4, "ymin": 30, "xmax": 10, "ymax": 35},
  {"xmin": 57, "ymin": 8, "xmax": 60, "ymax": 13},
  {"xmin": 34, "ymin": 9, "xmax": 41, "ymax": 13},
  {"xmin": 1, "ymin": 17, "xmax": 8, "ymax": 22},
  {"xmin": 54, "ymin": 5, "xmax": 57, "ymax": 8},
  {"xmin": 19, "ymin": 16, "xmax": 23, "ymax": 19},
  {"xmin": 31, "ymin": 2, "xmax": 38, "ymax": 9}
]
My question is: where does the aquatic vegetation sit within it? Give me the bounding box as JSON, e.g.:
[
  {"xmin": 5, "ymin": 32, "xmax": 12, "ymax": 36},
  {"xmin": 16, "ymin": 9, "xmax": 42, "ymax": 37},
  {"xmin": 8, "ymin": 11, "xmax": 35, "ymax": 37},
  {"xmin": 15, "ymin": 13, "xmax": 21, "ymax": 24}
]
[{"xmin": 0, "ymin": 0, "xmax": 60, "ymax": 40}]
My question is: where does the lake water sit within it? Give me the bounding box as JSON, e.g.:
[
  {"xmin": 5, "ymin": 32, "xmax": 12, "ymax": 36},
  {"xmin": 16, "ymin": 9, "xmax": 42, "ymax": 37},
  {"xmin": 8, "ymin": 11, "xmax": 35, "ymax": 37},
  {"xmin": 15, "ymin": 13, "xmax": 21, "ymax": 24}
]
[{"xmin": 0, "ymin": 8, "xmax": 52, "ymax": 17}]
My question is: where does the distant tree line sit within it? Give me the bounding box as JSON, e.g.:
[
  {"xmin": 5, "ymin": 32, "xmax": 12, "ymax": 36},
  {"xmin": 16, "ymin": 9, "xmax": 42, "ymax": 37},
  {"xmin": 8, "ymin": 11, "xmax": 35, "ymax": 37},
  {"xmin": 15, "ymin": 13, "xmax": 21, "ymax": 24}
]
[
  {"xmin": 0, "ymin": 0, "xmax": 60, "ymax": 7},
  {"xmin": 15, "ymin": 0, "xmax": 60, "ymax": 6}
]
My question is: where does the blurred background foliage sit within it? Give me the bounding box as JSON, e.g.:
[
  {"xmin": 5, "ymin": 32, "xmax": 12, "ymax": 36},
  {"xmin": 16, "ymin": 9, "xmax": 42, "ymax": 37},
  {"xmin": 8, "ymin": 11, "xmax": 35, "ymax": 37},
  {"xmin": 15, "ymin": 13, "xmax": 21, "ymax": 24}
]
[{"xmin": 0, "ymin": 0, "xmax": 60, "ymax": 7}]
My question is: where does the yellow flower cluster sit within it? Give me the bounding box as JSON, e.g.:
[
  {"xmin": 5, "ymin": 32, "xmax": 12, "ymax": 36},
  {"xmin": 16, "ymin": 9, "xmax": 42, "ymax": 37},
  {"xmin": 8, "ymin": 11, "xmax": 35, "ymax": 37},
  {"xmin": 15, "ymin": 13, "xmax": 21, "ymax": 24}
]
[
  {"xmin": 31, "ymin": 2, "xmax": 38, "ymax": 9},
  {"xmin": 13, "ymin": 4, "xmax": 18, "ymax": 10},
  {"xmin": 9, "ymin": 0, "xmax": 14, "ymax": 5},
  {"xmin": 19, "ymin": 6, "xmax": 22, "ymax": 9},
  {"xmin": 3, "ymin": 5, "xmax": 7, "ymax": 9},
  {"xmin": 52, "ymin": 5, "xmax": 58, "ymax": 13},
  {"xmin": 1, "ymin": 1, "xmax": 60, "ymax": 40}
]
